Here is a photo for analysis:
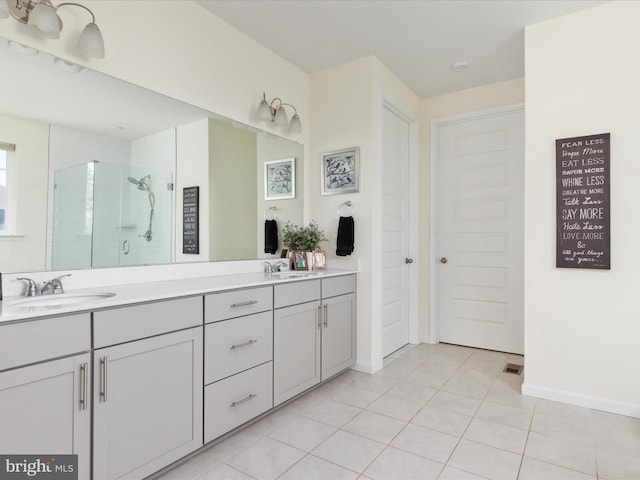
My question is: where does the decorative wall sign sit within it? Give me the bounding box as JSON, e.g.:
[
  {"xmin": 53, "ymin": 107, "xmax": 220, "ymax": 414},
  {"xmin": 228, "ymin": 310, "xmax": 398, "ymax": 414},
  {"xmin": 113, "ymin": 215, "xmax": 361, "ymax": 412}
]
[
  {"xmin": 182, "ymin": 186, "xmax": 199, "ymax": 254},
  {"xmin": 556, "ymin": 133, "xmax": 610, "ymax": 269}
]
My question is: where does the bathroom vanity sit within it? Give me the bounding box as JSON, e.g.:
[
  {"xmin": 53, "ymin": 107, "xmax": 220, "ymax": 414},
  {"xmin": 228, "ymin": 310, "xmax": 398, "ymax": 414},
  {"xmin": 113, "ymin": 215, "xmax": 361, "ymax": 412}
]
[{"xmin": 0, "ymin": 269, "xmax": 356, "ymax": 480}]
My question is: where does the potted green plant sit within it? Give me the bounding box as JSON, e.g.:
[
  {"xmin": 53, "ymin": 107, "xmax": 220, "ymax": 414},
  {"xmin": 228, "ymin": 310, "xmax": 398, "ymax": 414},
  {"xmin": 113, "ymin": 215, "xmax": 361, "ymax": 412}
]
[{"xmin": 282, "ymin": 221, "xmax": 326, "ymax": 269}]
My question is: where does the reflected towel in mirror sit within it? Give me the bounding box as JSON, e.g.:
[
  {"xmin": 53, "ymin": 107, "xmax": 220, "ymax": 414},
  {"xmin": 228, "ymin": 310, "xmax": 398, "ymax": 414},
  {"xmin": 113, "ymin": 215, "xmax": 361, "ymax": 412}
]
[{"xmin": 264, "ymin": 219, "xmax": 279, "ymax": 254}]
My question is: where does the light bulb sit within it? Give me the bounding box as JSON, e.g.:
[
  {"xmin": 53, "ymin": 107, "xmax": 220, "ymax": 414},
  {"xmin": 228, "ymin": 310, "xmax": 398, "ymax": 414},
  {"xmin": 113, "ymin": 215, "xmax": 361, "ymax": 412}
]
[
  {"xmin": 288, "ymin": 114, "xmax": 302, "ymax": 134},
  {"xmin": 274, "ymin": 105, "xmax": 288, "ymax": 127}
]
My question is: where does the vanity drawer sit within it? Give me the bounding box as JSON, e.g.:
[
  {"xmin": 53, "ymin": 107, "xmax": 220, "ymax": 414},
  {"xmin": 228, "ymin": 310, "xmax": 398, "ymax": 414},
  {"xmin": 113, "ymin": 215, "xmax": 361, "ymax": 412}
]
[
  {"xmin": 94, "ymin": 296, "xmax": 202, "ymax": 348},
  {"xmin": 322, "ymin": 275, "xmax": 356, "ymax": 298},
  {"xmin": 0, "ymin": 313, "xmax": 90, "ymax": 371},
  {"xmin": 274, "ymin": 279, "xmax": 321, "ymax": 309},
  {"xmin": 204, "ymin": 362, "xmax": 273, "ymax": 443},
  {"xmin": 204, "ymin": 311, "xmax": 273, "ymax": 384},
  {"xmin": 205, "ymin": 286, "xmax": 272, "ymax": 323}
]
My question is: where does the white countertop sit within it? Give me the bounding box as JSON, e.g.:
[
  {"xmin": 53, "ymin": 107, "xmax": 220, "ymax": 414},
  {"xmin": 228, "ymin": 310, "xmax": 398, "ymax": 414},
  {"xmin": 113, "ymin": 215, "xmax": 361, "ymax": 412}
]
[{"xmin": 0, "ymin": 269, "xmax": 357, "ymax": 324}]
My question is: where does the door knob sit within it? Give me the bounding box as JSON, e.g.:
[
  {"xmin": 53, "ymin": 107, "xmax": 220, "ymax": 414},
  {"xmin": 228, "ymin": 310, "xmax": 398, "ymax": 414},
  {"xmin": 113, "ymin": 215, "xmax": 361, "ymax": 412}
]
[
  {"xmin": 440, "ymin": 257, "xmax": 448, "ymax": 264},
  {"xmin": 405, "ymin": 258, "xmax": 414, "ymax": 264}
]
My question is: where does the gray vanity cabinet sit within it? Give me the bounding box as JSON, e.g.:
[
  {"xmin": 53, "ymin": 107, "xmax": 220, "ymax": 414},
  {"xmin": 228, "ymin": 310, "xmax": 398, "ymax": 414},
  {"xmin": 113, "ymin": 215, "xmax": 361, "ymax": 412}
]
[
  {"xmin": 92, "ymin": 297, "xmax": 203, "ymax": 480},
  {"xmin": 203, "ymin": 287, "xmax": 274, "ymax": 443},
  {"xmin": 273, "ymin": 275, "xmax": 356, "ymax": 406},
  {"xmin": 0, "ymin": 314, "xmax": 91, "ymax": 480}
]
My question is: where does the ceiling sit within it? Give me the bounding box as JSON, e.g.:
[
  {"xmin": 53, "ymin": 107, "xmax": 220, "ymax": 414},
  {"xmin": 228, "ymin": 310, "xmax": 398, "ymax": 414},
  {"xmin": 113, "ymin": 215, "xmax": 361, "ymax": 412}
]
[{"xmin": 198, "ymin": 0, "xmax": 607, "ymax": 98}]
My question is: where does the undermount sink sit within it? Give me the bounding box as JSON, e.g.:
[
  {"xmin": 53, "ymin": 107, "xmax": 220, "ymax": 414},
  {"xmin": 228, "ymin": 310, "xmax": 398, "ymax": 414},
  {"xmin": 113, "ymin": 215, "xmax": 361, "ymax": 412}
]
[
  {"xmin": 271, "ymin": 271, "xmax": 315, "ymax": 278},
  {"xmin": 5, "ymin": 292, "xmax": 116, "ymax": 312}
]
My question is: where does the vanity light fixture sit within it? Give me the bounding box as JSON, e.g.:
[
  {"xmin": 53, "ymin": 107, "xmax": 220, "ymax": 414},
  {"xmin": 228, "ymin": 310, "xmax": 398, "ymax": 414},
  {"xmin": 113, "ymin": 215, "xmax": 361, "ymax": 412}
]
[
  {"xmin": 257, "ymin": 92, "xmax": 302, "ymax": 135},
  {"xmin": 4, "ymin": 0, "xmax": 105, "ymax": 59}
]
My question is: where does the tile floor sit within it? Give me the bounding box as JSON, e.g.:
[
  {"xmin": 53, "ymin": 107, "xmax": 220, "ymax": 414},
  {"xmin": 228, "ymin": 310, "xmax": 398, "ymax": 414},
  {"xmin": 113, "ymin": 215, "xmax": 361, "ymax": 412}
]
[{"xmin": 156, "ymin": 343, "xmax": 640, "ymax": 480}]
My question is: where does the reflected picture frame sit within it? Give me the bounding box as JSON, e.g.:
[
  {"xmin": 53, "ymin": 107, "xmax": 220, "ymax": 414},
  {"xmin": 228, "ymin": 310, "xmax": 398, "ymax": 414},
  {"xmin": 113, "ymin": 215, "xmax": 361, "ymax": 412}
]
[
  {"xmin": 321, "ymin": 147, "xmax": 359, "ymax": 195},
  {"xmin": 265, "ymin": 157, "xmax": 295, "ymax": 200}
]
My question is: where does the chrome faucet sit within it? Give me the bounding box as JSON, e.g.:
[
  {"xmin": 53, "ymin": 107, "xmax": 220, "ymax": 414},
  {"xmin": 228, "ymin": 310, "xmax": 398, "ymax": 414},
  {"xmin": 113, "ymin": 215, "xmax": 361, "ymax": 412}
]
[
  {"xmin": 264, "ymin": 261, "xmax": 289, "ymax": 273},
  {"xmin": 273, "ymin": 261, "xmax": 288, "ymax": 272},
  {"xmin": 17, "ymin": 277, "xmax": 40, "ymax": 297},
  {"xmin": 41, "ymin": 274, "xmax": 71, "ymax": 295}
]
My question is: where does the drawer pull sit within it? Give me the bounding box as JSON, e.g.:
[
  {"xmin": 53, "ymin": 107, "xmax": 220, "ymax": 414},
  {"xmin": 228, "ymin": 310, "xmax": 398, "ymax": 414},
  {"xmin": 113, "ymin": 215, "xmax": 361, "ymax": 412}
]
[
  {"xmin": 230, "ymin": 339, "xmax": 258, "ymax": 350},
  {"xmin": 231, "ymin": 393, "xmax": 257, "ymax": 408},
  {"xmin": 230, "ymin": 300, "xmax": 258, "ymax": 308},
  {"xmin": 323, "ymin": 304, "xmax": 328, "ymax": 328},
  {"xmin": 79, "ymin": 362, "xmax": 88, "ymax": 411},
  {"xmin": 317, "ymin": 305, "xmax": 322, "ymax": 329}
]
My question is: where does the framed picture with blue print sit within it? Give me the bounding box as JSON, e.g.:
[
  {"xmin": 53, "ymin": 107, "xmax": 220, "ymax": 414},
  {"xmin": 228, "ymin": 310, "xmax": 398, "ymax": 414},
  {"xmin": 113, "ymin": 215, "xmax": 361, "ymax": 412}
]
[{"xmin": 321, "ymin": 147, "xmax": 359, "ymax": 195}]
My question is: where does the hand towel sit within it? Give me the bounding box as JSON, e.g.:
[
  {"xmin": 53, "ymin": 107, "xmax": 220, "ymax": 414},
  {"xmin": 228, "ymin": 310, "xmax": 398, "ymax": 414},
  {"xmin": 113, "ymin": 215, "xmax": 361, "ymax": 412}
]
[
  {"xmin": 264, "ymin": 219, "xmax": 278, "ymax": 254},
  {"xmin": 336, "ymin": 216, "xmax": 354, "ymax": 256}
]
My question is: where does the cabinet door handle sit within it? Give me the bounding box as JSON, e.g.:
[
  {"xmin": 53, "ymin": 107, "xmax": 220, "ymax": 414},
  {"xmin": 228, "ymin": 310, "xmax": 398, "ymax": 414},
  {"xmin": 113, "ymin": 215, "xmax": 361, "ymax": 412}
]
[
  {"xmin": 230, "ymin": 393, "xmax": 257, "ymax": 408},
  {"xmin": 100, "ymin": 356, "xmax": 108, "ymax": 403},
  {"xmin": 79, "ymin": 362, "xmax": 88, "ymax": 411},
  {"xmin": 323, "ymin": 303, "xmax": 328, "ymax": 328},
  {"xmin": 230, "ymin": 339, "xmax": 258, "ymax": 350},
  {"xmin": 230, "ymin": 300, "xmax": 258, "ymax": 308},
  {"xmin": 317, "ymin": 305, "xmax": 322, "ymax": 329}
]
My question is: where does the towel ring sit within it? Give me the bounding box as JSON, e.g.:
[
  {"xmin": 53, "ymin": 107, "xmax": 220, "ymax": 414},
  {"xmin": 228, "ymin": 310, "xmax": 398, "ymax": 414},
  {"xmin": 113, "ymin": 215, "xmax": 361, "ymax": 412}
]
[
  {"xmin": 264, "ymin": 206, "xmax": 277, "ymax": 220},
  {"xmin": 338, "ymin": 201, "xmax": 355, "ymax": 216}
]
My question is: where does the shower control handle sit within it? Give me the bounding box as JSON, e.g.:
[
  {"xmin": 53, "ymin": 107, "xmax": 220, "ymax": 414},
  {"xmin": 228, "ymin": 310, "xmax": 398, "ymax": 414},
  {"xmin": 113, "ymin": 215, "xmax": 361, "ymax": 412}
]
[{"xmin": 122, "ymin": 240, "xmax": 130, "ymax": 255}]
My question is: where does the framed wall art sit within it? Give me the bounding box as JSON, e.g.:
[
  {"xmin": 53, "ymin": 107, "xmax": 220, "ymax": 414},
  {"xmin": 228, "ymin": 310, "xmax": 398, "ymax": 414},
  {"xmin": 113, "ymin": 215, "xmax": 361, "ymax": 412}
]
[
  {"xmin": 321, "ymin": 147, "xmax": 359, "ymax": 195},
  {"xmin": 264, "ymin": 157, "xmax": 295, "ymax": 200}
]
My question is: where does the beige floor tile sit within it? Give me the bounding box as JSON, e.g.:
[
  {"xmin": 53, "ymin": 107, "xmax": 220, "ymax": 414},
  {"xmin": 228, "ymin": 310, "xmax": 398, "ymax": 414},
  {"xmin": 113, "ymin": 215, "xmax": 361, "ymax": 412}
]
[
  {"xmin": 197, "ymin": 463, "xmax": 254, "ymax": 480},
  {"xmin": 596, "ymin": 446, "xmax": 640, "ymax": 480},
  {"xmin": 330, "ymin": 383, "xmax": 381, "ymax": 409},
  {"xmin": 403, "ymin": 369, "xmax": 450, "ymax": 389},
  {"xmin": 302, "ymin": 399, "xmax": 361, "ymax": 427},
  {"xmin": 441, "ymin": 377, "xmax": 491, "ymax": 400},
  {"xmin": 386, "ymin": 380, "xmax": 437, "ymax": 404},
  {"xmin": 428, "ymin": 390, "xmax": 482, "ymax": 417},
  {"xmin": 373, "ymin": 364, "xmax": 413, "ymax": 380},
  {"xmin": 411, "ymin": 405, "xmax": 472, "ymax": 437},
  {"xmin": 311, "ymin": 430, "xmax": 386, "ymax": 473},
  {"xmin": 366, "ymin": 393, "xmax": 424, "ymax": 421},
  {"xmin": 225, "ymin": 437, "xmax": 305, "ymax": 480},
  {"xmin": 448, "ymin": 439, "xmax": 521, "ymax": 480},
  {"xmin": 475, "ymin": 400, "xmax": 533, "ymax": 431},
  {"xmin": 267, "ymin": 415, "xmax": 337, "ymax": 452},
  {"xmin": 530, "ymin": 411, "xmax": 594, "ymax": 446},
  {"xmin": 279, "ymin": 455, "xmax": 358, "ymax": 480},
  {"xmin": 592, "ymin": 409, "xmax": 640, "ymax": 457},
  {"xmin": 518, "ymin": 457, "xmax": 596, "ymax": 480},
  {"xmin": 342, "ymin": 410, "xmax": 406, "ymax": 444},
  {"xmin": 463, "ymin": 418, "xmax": 528, "ymax": 454},
  {"xmin": 363, "ymin": 446, "xmax": 443, "ymax": 480},
  {"xmin": 390, "ymin": 423, "xmax": 459, "ymax": 463},
  {"xmin": 350, "ymin": 374, "xmax": 397, "ymax": 394},
  {"xmin": 524, "ymin": 431, "xmax": 596, "ymax": 476},
  {"xmin": 437, "ymin": 465, "xmax": 487, "ymax": 479}
]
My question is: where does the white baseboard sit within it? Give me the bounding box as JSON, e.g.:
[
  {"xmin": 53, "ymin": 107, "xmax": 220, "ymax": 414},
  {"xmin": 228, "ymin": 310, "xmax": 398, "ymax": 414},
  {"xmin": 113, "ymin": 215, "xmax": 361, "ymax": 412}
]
[
  {"xmin": 352, "ymin": 361, "xmax": 380, "ymax": 375},
  {"xmin": 522, "ymin": 383, "xmax": 640, "ymax": 418}
]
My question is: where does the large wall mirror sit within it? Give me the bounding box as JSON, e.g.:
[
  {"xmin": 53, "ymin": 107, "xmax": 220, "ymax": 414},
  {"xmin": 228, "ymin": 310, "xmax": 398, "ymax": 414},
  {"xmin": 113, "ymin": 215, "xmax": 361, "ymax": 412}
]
[{"xmin": 0, "ymin": 38, "xmax": 303, "ymax": 274}]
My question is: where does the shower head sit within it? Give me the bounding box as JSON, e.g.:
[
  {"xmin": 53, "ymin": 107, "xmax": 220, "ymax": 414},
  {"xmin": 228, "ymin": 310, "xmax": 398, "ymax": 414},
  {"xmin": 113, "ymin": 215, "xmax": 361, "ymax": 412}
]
[{"xmin": 127, "ymin": 175, "xmax": 150, "ymax": 190}]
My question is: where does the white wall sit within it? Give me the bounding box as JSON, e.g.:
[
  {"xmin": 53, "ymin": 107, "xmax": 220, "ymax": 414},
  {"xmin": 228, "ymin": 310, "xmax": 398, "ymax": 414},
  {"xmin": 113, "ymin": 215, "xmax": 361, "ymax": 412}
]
[
  {"xmin": 310, "ymin": 56, "xmax": 420, "ymax": 372},
  {"xmin": 0, "ymin": 113, "xmax": 49, "ymax": 272},
  {"xmin": 523, "ymin": 1, "xmax": 640, "ymax": 416}
]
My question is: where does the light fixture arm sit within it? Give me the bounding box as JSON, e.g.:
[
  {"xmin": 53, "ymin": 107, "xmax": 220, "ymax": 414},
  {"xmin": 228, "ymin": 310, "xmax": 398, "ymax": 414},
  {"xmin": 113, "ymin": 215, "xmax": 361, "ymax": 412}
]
[{"xmin": 55, "ymin": 2, "xmax": 96, "ymax": 26}]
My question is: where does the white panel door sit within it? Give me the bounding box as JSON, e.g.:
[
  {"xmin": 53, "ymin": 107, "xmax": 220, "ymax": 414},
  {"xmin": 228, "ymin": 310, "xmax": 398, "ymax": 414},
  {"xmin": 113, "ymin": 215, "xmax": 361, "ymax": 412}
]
[
  {"xmin": 382, "ymin": 107, "xmax": 411, "ymax": 357},
  {"xmin": 437, "ymin": 109, "xmax": 524, "ymax": 354}
]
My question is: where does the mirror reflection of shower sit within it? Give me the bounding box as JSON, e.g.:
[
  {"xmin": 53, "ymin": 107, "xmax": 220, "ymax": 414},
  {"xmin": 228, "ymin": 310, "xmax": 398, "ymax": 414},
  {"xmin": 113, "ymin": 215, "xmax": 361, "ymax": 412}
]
[{"xmin": 127, "ymin": 174, "xmax": 155, "ymax": 241}]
